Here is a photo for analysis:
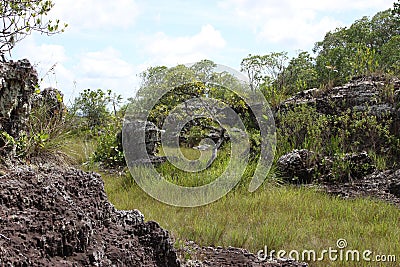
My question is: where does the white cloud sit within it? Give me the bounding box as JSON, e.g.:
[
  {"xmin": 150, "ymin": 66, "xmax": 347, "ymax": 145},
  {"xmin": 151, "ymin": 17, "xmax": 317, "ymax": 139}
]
[
  {"xmin": 218, "ymin": 0, "xmax": 394, "ymax": 49},
  {"xmin": 77, "ymin": 47, "xmax": 135, "ymax": 79},
  {"xmin": 50, "ymin": 0, "xmax": 140, "ymax": 31},
  {"xmin": 13, "ymin": 35, "xmax": 74, "ymax": 87},
  {"xmin": 282, "ymin": 0, "xmax": 392, "ymax": 11},
  {"xmin": 72, "ymin": 47, "xmax": 139, "ymax": 100},
  {"xmin": 14, "ymin": 36, "xmax": 67, "ymax": 64},
  {"xmin": 218, "ymin": 0, "xmax": 393, "ymax": 13},
  {"xmin": 142, "ymin": 24, "xmax": 227, "ymax": 66}
]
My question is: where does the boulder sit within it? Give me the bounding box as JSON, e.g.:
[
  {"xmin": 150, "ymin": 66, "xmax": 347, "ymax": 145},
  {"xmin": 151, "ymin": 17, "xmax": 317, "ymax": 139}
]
[
  {"xmin": 121, "ymin": 120, "xmax": 166, "ymax": 165},
  {"xmin": 277, "ymin": 149, "xmax": 316, "ymax": 184},
  {"xmin": 277, "ymin": 150, "xmax": 376, "ymax": 184},
  {"xmin": 388, "ymin": 170, "xmax": 400, "ymax": 198},
  {"xmin": 342, "ymin": 151, "xmax": 376, "ymax": 180},
  {"xmin": 0, "ymin": 166, "xmax": 179, "ymax": 266}
]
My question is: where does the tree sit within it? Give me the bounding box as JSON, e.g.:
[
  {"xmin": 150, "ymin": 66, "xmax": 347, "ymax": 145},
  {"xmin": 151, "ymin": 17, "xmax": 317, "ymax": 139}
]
[
  {"xmin": 393, "ymin": 0, "xmax": 400, "ymax": 17},
  {"xmin": 283, "ymin": 51, "xmax": 318, "ymax": 93},
  {"xmin": 0, "ymin": 0, "xmax": 67, "ymax": 57},
  {"xmin": 71, "ymin": 89, "xmax": 118, "ymax": 129},
  {"xmin": 132, "ymin": 60, "xmax": 259, "ymax": 150},
  {"xmin": 240, "ymin": 54, "xmax": 264, "ymax": 91},
  {"xmin": 241, "ymin": 52, "xmax": 288, "ymax": 91},
  {"xmin": 190, "ymin": 59, "xmax": 217, "ymax": 84},
  {"xmin": 313, "ymin": 8, "xmax": 399, "ymax": 83}
]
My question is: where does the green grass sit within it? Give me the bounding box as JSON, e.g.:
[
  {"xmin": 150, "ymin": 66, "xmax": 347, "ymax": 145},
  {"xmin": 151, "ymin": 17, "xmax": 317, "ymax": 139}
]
[
  {"xmin": 155, "ymin": 146, "xmax": 231, "ymax": 187},
  {"xmin": 61, "ymin": 137, "xmax": 96, "ymax": 165},
  {"xmin": 69, "ymin": 138, "xmax": 399, "ymax": 266},
  {"xmin": 101, "ymin": 169, "xmax": 400, "ymax": 267}
]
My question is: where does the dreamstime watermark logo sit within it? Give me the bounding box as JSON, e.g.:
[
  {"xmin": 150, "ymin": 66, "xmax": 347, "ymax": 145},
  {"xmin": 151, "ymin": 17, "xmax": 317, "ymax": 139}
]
[
  {"xmin": 257, "ymin": 239, "xmax": 397, "ymax": 263},
  {"xmin": 122, "ymin": 63, "xmax": 276, "ymax": 207}
]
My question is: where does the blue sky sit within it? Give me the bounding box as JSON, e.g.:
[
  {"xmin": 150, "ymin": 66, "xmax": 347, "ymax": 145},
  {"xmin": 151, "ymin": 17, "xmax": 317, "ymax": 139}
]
[{"xmin": 12, "ymin": 0, "xmax": 395, "ymax": 104}]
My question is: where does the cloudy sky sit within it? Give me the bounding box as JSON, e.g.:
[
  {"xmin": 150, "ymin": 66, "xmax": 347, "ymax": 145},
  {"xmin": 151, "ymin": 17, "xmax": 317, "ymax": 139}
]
[{"xmin": 12, "ymin": 0, "xmax": 394, "ymax": 105}]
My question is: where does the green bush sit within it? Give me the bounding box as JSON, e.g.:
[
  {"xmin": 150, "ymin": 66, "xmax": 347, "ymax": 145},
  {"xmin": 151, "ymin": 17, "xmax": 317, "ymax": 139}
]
[
  {"xmin": 91, "ymin": 118, "xmax": 125, "ymax": 168},
  {"xmin": 275, "ymin": 104, "xmax": 400, "ymax": 181}
]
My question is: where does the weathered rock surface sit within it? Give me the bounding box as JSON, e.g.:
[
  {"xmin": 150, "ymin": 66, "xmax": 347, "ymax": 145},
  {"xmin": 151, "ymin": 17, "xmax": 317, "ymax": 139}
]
[
  {"xmin": 277, "ymin": 150, "xmax": 375, "ymax": 184},
  {"xmin": 0, "ymin": 166, "xmax": 179, "ymax": 266},
  {"xmin": 178, "ymin": 241, "xmax": 308, "ymax": 267},
  {"xmin": 32, "ymin": 87, "xmax": 66, "ymax": 119},
  {"xmin": 277, "ymin": 149, "xmax": 316, "ymax": 184},
  {"xmin": 0, "ymin": 59, "xmax": 37, "ymax": 145},
  {"xmin": 279, "ymin": 75, "xmax": 400, "ymax": 120},
  {"xmin": 122, "ymin": 120, "xmax": 166, "ymax": 165},
  {"xmin": 320, "ymin": 169, "xmax": 400, "ymax": 208}
]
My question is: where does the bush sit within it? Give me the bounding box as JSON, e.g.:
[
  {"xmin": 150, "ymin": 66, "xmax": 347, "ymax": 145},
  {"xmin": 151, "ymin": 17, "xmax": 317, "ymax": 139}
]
[
  {"xmin": 275, "ymin": 104, "xmax": 400, "ymax": 181},
  {"xmin": 91, "ymin": 118, "xmax": 125, "ymax": 168}
]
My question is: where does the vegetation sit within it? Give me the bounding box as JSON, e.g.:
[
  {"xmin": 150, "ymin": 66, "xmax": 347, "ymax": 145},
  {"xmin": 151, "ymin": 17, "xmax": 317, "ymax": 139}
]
[
  {"xmin": 102, "ymin": 171, "xmax": 400, "ymax": 267},
  {"xmin": 1, "ymin": 2, "xmax": 399, "ymax": 266},
  {"xmin": 0, "ymin": 0, "xmax": 67, "ymax": 57}
]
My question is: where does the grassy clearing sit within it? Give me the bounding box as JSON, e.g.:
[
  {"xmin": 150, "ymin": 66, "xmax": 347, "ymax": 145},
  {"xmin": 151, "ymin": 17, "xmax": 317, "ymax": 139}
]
[
  {"xmin": 72, "ymin": 142, "xmax": 399, "ymax": 266},
  {"xmin": 102, "ymin": 172, "xmax": 400, "ymax": 266}
]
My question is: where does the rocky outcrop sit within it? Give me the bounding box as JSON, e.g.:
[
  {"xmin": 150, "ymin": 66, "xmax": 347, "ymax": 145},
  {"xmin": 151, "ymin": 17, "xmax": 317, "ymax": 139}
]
[
  {"xmin": 32, "ymin": 87, "xmax": 66, "ymax": 119},
  {"xmin": 277, "ymin": 150, "xmax": 375, "ymax": 184},
  {"xmin": 0, "ymin": 166, "xmax": 179, "ymax": 266},
  {"xmin": 0, "ymin": 59, "xmax": 37, "ymax": 145},
  {"xmin": 277, "ymin": 149, "xmax": 317, "ymax": 184},
  {"xmin": 121, "ymin": 120, "xmax": 166, "ymax": 165},
  {"xmin": 321, "ymin": 169, "xmax": 400, "ymax": 208},
  {"xmin": 278, "ymin": 75, "xmax": 400, "ymax": 120}
]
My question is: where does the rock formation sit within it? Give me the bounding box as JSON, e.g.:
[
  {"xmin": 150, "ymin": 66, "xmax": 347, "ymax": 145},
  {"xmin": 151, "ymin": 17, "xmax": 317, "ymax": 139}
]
[
  {"xmin": 32, "ymin": 87, "xmax": 66, "ymax": 119},
  {"xmin": 277, "ymin": 150, "xmax": 376, "ymax": 184},
  {"xmin": 0, "ymin": 59, "xmax": 37, "ymax": 150},
  {"xmin": 0, "ymin": 166, "xmax": 179, "ymax": 266},
  {"xmin": 278, "ymin": 75, "xmax": 400, "ymax": 135}
]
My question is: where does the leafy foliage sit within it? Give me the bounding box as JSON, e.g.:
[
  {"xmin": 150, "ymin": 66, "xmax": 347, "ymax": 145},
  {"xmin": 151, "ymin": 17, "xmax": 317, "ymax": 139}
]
[
  {"xmin": 70, "ymin": 89, "xmax": 121, "ymax": 131},
  {"xmin": 1, "ymin": 93, "xmax": 70, "ymax": 159},
  {"xmin": 0, "ymin": 0, "xmax": 67, "ymax": 56},
  {"xmin": 314, "ymin": 8, "xmax": 400, "ymax": 83},
  {"xmin": 240, "ymin": 52, "xmax": 288, "ymax": 91},
  {"xmin": 91, "ymin": 118, "xmax": 125, "ymax": 168},
  {"xmin": 133, "ymin": 62, "xmax": 259, "ymax": 150}
]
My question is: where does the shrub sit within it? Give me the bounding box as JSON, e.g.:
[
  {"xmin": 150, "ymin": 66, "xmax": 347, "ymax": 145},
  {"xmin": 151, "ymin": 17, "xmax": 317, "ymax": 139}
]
[{"xmin": 91, "ymin": 118, "xmax": 125, "ymax": 168}]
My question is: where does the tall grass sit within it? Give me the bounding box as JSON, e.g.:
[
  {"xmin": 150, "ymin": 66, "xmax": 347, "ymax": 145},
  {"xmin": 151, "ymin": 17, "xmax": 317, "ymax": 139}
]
[
  {"xmin": 102, "ymin": 170, "xmax": 400, "ymax": 267},
  {"xmin": 93, "ymin": 145, "xmax": 399, "ymax": 267}
]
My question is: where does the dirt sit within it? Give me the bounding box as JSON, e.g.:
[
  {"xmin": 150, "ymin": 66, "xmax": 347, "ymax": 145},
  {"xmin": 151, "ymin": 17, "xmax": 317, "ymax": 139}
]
[{"xmin": 177, "ymin": 241, "xmax": 308, "ymax": 267}]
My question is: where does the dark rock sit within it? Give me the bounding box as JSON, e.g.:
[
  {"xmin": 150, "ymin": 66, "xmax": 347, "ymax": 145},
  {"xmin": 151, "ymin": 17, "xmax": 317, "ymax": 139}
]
[
  {"xmin": 320, "ymin": 169, "xmax": 400, "ymax": 208},
  {"xmin": 389, "ymin": 182, "xmax": 400, "ymax": 198},
  {"xmin": 277, "ymin": 149, "xmax": 316, "ymax": 184},
  {"xmin": 32, "ymin": 87, "xmax": 66, "ymax": 119},
  {"xmin": 121, "ymin": 120, "xmax": 166, "ymax": 165},
  {"xmin": 342, "ymin": 151, "xmax": 376, "ymax": 180},
  {"xmin": 278, "ymin": 76, "xmax": 400, "ymax": 128},
  {"xmin": 0, "ymin": 166, "xmax": 179, "ymax": 266},
  {"xmin": 0, "ymin": 59, "xmax": 38, "ymax": 154},
  {"xmin": 388, "ymin": 170, "xmax": 400, "ymax": 198},
  {"xmin": 178, "ymin": 241, "xmax": 308, "ymax": 267},
  {"xmin": 277, "ymin": 150, "xmax": 376, "ymax": 184}
]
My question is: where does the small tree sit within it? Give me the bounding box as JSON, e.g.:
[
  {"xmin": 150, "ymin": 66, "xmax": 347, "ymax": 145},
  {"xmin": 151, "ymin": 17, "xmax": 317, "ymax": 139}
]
[
  {"xmin": 0, "ymin": 0, "xmax": 67, "ymax": 57},
  {"xmin": 71, "ymin": 89, "xmax": 119, "ymax": 130}
]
